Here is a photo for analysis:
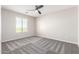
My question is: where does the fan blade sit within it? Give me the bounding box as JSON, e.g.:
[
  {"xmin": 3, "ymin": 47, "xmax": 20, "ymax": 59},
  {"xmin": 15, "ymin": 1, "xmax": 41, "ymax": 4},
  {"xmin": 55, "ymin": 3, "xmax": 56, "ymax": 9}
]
[
  {"xmin": 38, "ymin": 10, "xmax": 41, "ymax": 14},
  {"xmin": 35, "ymin": 5, "xmax": 43, "ymax": 10}
]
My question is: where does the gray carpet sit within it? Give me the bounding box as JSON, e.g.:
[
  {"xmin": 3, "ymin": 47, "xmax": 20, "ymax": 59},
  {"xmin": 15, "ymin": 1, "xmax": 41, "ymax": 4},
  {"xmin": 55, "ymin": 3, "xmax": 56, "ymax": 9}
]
[{"xmin": 1, "ymin": 36, "xmax": 79, "ymax": 54}]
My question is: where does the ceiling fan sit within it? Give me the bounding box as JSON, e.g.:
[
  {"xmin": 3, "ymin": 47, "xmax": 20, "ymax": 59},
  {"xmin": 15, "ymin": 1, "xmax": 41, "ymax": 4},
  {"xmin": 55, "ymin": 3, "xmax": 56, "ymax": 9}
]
[{"xmin": 26, "ymin": 5, "xmax": 44, "ymax": 14}]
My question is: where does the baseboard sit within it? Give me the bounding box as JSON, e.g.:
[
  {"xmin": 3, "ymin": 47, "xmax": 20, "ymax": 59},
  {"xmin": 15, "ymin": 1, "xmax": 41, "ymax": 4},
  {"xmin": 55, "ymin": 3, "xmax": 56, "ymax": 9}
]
[
  {"xmin": 2, "ymin": 35, "xmax": 78, "ymax": 47},
  {"xmin": 2, "ymin": 35, "xmax": 36, "ymax": 43},
  {"xmin": 37, "ymin": 35, "xmax": 78, "ymax": 45}
]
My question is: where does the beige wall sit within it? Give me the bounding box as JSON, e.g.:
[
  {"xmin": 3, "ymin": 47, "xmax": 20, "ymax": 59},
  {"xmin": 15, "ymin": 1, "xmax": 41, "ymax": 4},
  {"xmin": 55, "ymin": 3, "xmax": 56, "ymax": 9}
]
[
  {"xmin": 36, "ymin": 7, "xmax": 78, "ymax": 45},
  {"xmin": 1, "ymin": 8, "xmax": 36, "ymax": 42}
]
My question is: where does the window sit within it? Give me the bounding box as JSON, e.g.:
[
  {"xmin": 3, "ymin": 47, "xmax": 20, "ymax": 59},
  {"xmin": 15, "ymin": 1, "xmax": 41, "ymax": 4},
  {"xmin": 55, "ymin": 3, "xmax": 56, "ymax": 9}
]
[{"xmin": 16, "ymin": 17, "xmax": 27, "ymax": 32}]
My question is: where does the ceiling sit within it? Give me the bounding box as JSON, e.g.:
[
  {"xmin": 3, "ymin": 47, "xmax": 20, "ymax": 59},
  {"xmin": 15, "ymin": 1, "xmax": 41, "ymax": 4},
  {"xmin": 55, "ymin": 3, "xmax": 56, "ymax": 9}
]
[{"xmin": 2, "ymin": 5, "xmax": 76, "ymax": 17}]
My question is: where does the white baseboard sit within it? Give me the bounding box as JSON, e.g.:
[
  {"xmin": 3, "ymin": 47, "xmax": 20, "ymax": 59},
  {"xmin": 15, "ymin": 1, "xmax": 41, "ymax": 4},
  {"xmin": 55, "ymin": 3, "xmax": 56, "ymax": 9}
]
[
  {"xmin": 37, "ymin": 35, "xmax": 78, "ymax": 45},
  {"xmin": 2, "ymin": 35, "xmax": 35, "ymax": 43}
]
